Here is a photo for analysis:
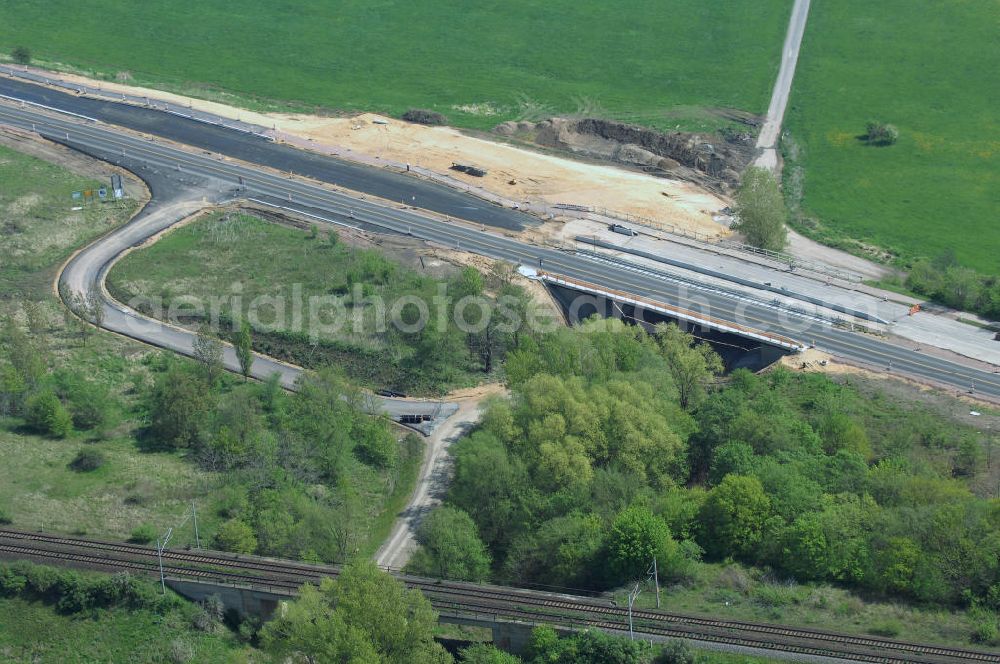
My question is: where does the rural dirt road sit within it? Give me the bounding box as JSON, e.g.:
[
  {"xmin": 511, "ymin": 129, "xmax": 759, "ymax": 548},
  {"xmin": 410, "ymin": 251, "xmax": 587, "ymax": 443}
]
[
  {"xmin": 748, "ymin": 0, "xmax": 895, "ymax": 282},
  {"xmin": 755, "ymin": 0, "xmax": 811, "ymax": 170},
  {"xmin": 374, "ymin": 387, "xmax": 503, "ymax": 570}
]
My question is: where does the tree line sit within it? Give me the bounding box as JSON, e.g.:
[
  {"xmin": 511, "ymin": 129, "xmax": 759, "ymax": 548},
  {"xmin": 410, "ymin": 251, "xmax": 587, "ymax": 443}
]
[
  {"xmin": 905, "ymin": 255, "xmax": 1000, "ymax": 320},
  {"xmin": 407, "ymin": 317, "xmax": 1000, "ymax": 633}
]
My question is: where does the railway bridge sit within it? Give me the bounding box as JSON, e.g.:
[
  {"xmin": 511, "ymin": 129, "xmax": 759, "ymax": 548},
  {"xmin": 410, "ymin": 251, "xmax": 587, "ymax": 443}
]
[{"xmin": 0, "ymin": 529, "xmax": 996, "ymax": 663}]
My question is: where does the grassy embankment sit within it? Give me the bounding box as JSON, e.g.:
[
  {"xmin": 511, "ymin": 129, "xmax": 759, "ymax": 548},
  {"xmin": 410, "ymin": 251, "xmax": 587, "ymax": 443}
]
[
  {"xmin": 0, "ymin": 597, "xmax": 253, "ymax": 663},
  {"xmin": 108, "ymin": 211, "xmax": 489, "ymax": 395},
  {"xmin": 783, "ymin": 0, "xmax": 999, "ymax": 273},
  {"xmin": 0, "ymin": 142, "xmax": 222, "ymax": 541},
  {"xmin": 0, "ymin": 144, "xmax": 418, "ymax": 557},
  {"xmin": 0, "ymin": 1, "xmax": 790, "ymax": 132}
]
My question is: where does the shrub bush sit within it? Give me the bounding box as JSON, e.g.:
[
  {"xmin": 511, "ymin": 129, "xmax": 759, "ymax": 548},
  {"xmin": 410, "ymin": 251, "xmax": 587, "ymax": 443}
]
[
  {"xmin": 129, "ymin": 523, "xmax": 158, "ymax": 544},
  {"xmin": 26, "ymin": 390, "xmax": 73, "ymax": 438},
  {"xmin": 212, "ymin": 518, "xmax": 257, "ymax": 554},
  {"xmin": 56, "ymin": 372, "xmax": 114, "ymax": 432},
  {"xmin": 11, "ymin": 46, "xmax": 31, "ymax": 65},
  {"xmin": 69, "ymin": 447, "xmax": 106, "ymax": 472},
  {"xmin": 0, "ymin": 561, "xmax": 175, "ymax": 614},
  {"xmin": 865, "ymin": 120, "xmax": 899, "ymax": 146},
  {"xmin": 868, "ymin": 620, "xmax": 902, "ymax": 637},
  {"xmin": 402, "ymin": 108, "xmax": 447, "ymax": 125},
  {"xmin": 169, "ymin": 638, "xmax": 195, "ymax": 664},
  {"xmin": 970, "ymin": 609, "xmax": 999, "ymax": 645},
  {"xmin": 655, "ymin": 639, "xmax": 695, "ymax": 664}
]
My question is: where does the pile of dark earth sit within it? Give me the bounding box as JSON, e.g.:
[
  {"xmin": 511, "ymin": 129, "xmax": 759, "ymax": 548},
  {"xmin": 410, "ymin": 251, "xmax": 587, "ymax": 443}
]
[{"xmin": 495, "ymin": 116, "xmax": 758, "ymax": 194}]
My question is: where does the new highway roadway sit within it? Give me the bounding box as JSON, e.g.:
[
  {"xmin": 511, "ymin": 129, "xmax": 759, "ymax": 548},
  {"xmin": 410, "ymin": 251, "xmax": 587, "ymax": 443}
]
[{"xmin": 1, "ymin": 83, "xmax": 998, "ymax": 402}]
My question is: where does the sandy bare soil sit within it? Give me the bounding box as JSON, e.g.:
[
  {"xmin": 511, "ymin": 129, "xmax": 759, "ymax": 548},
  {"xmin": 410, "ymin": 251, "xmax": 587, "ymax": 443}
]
[
  {"xmin": 39, "ymin": 69, "xmax": 898, "ymax": 282},
  {"xmin": 778, "ymin": 348, "xmax": 868, "ymax": 376},
  {"xmin": 47, "ymin": 71, "xmax": 728, "ymax": 238}
]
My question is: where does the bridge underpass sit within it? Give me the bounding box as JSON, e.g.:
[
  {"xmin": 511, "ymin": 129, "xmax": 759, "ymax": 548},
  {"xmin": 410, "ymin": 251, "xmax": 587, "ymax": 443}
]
[{"xmin": 540, "ymin": 272, "xmax": 804, "ymax": 372}]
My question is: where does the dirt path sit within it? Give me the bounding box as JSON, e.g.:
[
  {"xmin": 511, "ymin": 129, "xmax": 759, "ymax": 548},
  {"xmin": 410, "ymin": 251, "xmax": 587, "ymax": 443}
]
[
  {"xmin": 786, "ymin": 228, "xmax": 892, "ymax": 281},
  {"xmin": 374, "ymin": 385, "xmax": 505, "ymax": 570},
  {"xmin": 754, "ymin": 0, "xmax": 812, "ymax": 170}
]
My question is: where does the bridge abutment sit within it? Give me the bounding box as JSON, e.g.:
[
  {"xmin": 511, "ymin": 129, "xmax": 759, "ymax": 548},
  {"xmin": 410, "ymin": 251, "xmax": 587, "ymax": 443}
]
[{"xmin": 166, "ymin": 578, "xmax": 288, "ymax": 621}]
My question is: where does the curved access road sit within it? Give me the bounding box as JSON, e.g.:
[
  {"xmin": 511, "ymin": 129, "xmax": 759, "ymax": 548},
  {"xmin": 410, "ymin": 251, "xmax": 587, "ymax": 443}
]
[{"xmin": 55, "ymin": 149, "xmax": 457, "ymax": 430}]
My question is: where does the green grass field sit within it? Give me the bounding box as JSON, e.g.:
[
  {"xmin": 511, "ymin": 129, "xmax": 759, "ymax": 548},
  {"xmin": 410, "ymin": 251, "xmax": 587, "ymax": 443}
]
[
  {"xmin": 783, "ymin": 0, "xmax": 999, "ymax": 272},
  {"xmin": 0, "ymin": 143, "xmax": 234, "ymax": 545},
  {"xmin": 0, "ymin": 597, "xmax": 253, "ymax": 663},
  {"xmin": 0, "ymin": 1, "xmax": 790, "ymax": 132},
  {"xmin": 621, "ymin": 562, "xmax": 985, "ymax": 649}
]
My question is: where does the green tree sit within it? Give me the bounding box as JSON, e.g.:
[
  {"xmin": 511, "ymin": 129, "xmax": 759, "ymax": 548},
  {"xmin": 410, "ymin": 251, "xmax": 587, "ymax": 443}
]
[
  {"xmin": 460, "ymin": 643, "xmax": 522, "ymax": 663},
  {"xmin": 654, "ymin": 323, "xmax": 723, "ymax": 410},
  {"xmin": 732, "ymin": 166, "xmax": 787, "ymax": 251},
  {"xmin": 23, "ymin": 301, "xmax": 48, "ymax": 346},
  {"xmin": 146, "ymin": 363, "xmax": 212, "ymax": 449},
  {"xmin": 697, "ymin": 474, "xmax": 771, "ymax": 560},
  {"xmin": 870, "ymin": 536, "xmax": 921, "ymax": 595},
  {"xmin": 940, "ymin": 265, "xmax": 982, "ymax": 311},
  {"xmin": 502, "ymin": 513, "xmax": 604, "ymax": 589},
  {"xmin": 780, "ymin": 512, "xmax": 829, "ymax": 581},
  {"xmin": 453, "ymin": 266, "xmax": 485, "ymax": 298},
  {"xmin": 448, "ymin": 431, "xmax": 534, "ymax": 558},
  {"xmin": 0, "ymin": 364, "xmax": 27, "ymax": 417},
  {"xmin": 192, "ymin": 324, "xmax": 224, "ymax": 386},
  {"xmin": 818, "ymin": 412, "xmax": 871, "ymax": 459},
  {"xmin": 261, "ymin": 562, "xmax": 451, "ymax": 664},
  {"xmin": 1, "ymin": 317, "xmax": 45, "ymax": 388},
  {"xmin": 708, "ymin": 442, "xmax": 755, "ymax": 486},
  {"xmin": 55, "ymin": 371, "xmax": 114, "ymax": 433},
  {"xmin": 234, "ymin": 321, "xmax": 254, "ymax": 381},
  {"xmin": 11, "ymin": 46, "xmax": 31, "ymax": 65},
  {"xmin": 526, "ymin": 626, "xmax": 647, "ymax": 664},
  {"xmin": 212, "ymin": 519, "xmax": 257, "ymax": 554},
  {"xmin": 408, "ymin": 506, "xmax": 491, "ymax": 582},
  {"xmin": 25, "ymin": 390, "xmax": 73, "ymax": 438},
  {"xmin": 353, "ymin": 418, "xmax": 399, "ymax": 469},
  {"xmin": 608, "ymin": 506, "xmax": 680, "ymax": 583}
]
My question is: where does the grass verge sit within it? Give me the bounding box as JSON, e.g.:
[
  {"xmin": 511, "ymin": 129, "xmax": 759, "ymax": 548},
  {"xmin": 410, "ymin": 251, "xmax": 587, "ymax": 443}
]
[{"xmin": 0, "ymin": 597, "xmax": 252, "ymax": 663}]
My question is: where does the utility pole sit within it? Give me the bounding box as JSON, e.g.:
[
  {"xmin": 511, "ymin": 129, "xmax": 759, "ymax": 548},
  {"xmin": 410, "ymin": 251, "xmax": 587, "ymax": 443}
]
[
  {"xmin": 191, "ymin": 501, "xmax": 201, "ymax": 549},
  {"xmin": 651, "ymin": 557, "xmax": 660, "ymax": 609},
  {"xmin": 627, "ymin": 582, "xmax": 641, "ymax": 640},
  {"xmin": 987, "ymin": 425, "xmax": 992, "ymax": 470},
  {"xmin": 156, "ymin": 527, "xmax": 174, "ymax": 594}
]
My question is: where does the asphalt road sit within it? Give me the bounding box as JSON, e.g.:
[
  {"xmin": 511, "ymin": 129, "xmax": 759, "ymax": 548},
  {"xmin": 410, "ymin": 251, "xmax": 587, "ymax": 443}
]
[
  {"xmin": 1, "ymin": 94, "xmax": 998, "ymax": 401},
  {"xmin": 0, "ymin": 77, "xmax": 536, "ymax": 231}
]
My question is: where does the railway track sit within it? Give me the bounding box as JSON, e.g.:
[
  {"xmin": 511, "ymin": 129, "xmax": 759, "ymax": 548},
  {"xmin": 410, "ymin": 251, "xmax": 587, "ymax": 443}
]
[{"xmin": 0, "ymin": 529, "xmax": 996, "ymax": 663}]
